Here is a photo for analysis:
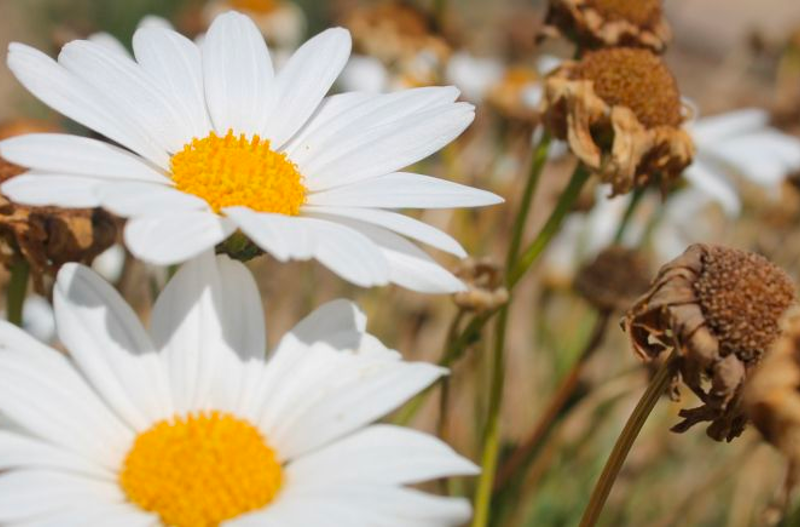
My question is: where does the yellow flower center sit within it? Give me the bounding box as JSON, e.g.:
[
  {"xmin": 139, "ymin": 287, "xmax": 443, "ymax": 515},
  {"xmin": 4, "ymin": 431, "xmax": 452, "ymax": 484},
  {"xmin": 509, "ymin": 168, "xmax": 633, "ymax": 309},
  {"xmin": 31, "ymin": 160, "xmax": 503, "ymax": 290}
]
[
  {"xmin": 230, "ymin": 0, "xmax": 280, "ymax": 14},
  {"xmin": 120, "ymin": 411, "xmax": 283, "ymax": 527},
  {"xmin": 171, "ymin": 130, "xmax": 306, "ymax": 215}
]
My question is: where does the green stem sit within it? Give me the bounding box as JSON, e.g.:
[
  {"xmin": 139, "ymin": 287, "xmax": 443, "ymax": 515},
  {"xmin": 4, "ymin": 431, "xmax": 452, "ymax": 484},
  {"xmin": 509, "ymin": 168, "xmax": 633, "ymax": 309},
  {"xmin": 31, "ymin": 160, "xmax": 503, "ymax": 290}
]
[
  {"xmin": 6, "ymin": 260, "xmax": 29, "ymax": 327},
  {"xmin": 509, "ymin": 164, "xmax": 591, "ymax": 287},
  {"xmin": 580, "ymin": 351, "xmax": 679, "ymax": 527},
  {"xmin": 394, "ymin": 134, "xmax": 552, "ymax": 428},
  {"xmin": 474, "ymin": 152, "xmax": 587, "ymax": 528},
  {"xmin": 613, "ymin": 186, "xmax": 645, "ymax": 244},
  {"xmin": 494, "ymin": 311, "xmax": 611, "ymax": 492}
]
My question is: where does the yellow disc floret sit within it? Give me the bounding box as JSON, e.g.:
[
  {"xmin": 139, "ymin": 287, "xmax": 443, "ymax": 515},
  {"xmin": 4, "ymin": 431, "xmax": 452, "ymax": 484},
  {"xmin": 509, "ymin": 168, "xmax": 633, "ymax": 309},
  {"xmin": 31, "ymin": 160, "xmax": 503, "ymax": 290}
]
[
  {"xmin": 120, "ymin": 411, "xmax": 283, "ymax": 527},
  {"xmin": 171, "ymin": 130, "xmax": 306, "ymax": 215}
]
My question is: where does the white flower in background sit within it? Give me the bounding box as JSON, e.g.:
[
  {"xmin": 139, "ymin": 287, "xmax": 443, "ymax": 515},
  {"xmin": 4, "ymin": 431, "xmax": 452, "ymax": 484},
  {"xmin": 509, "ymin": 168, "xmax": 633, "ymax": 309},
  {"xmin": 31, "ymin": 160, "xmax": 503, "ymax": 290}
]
[
  {"xmin": 0, "ymin": 295, "xmax": 56, "ymax": 344},
  {"xmin": 0, "ymin": 252, "xmax": 478, "ymax": 526},
  {"xmin": 205, "ymin": 0, "xmax": 306, "ymax": 51},
  {"xmin": 543, "ymin": 185, "xmax": 720, "ymax": 286},
  {"xmin": 339, "ymin": 55, "xmax": 389, "ymax": 93},
  {"xmin": 445, "ymin": 52, "xmax": 504, "ymax": 104},
  {"xmin": 686, "ymin": 108, "xmax": 800, "ymax": 216},
  {"xmin": 1, "ymin": 11, "xmax": 501, "ymax": 293},
  {"xmin": 92, "ymin": 244, "xmax": 127, "ymax": 283}
]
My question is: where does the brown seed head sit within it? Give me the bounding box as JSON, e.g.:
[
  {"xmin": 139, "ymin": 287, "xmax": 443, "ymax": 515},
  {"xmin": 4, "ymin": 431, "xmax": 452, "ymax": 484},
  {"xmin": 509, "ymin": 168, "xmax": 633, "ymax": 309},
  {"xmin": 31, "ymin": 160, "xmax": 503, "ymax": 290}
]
[
  {"xmin": 452, "ymin": 258, "xmax": 509, "ymax": 313},
  {"xmin": 694, "ymin": 246, "xmax": 796, "ymax": 362},
  {"xmin": 573, "ymin": 47, "xmax": 682, "ymax": 128},
  {"xmin": 575, "ymin": 245, "xmax": 651, "ymax": 312},
  {"xmin": 586, "ymin": 0, "xmax": 662, "ymax": 28}
]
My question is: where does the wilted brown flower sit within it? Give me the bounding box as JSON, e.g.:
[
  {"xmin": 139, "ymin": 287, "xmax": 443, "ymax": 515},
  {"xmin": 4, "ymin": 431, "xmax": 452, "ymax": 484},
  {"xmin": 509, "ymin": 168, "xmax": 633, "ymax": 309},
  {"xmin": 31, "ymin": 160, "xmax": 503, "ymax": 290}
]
[
  {"xmin": 344, "ymin": 0, "xmax": 450, "ymax": 68},
  {"xmin": 542, "ymin": 0, "xmax": 671, "ymax": 53},
  {"xmin": 541, "ymin": 47, "xmax": 694, "ymax": 196},
  {"xmin": 452, "ymin": 258, "xmax": 509, "ymax": 313},
  {"xmin": 0, "ymin": 121, "xmax": 117, "ymax": 287},
  {"xmin": 744, "ymin": 308, "xmax": 800, "ymax": 483},
  {"xmin": 575, "ymin": 245, "xmax": 651, "ymax": 312},
  {"xmin": 624, "ymin": 244, "xmax": 796, "ymax": 441}
]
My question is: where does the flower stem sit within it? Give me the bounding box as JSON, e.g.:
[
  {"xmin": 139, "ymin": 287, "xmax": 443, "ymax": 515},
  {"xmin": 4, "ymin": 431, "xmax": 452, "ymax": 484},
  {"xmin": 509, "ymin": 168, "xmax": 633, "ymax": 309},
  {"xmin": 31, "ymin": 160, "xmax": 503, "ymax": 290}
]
[
  {"xmin": 473, "ymin": 159, "xmax": 588, "ymax": 527},
  {"xmin": 508, "ymin": 164, "xmax": 591, "ymax": 287},
  {"xmin": 6, "ymin": 260, "xmax": 29, "ymax": 327},
  {"xmin": 613, "ymin": 186, "xmax": 645, "ymax": 244},
  {"xmin": 494, "ymin": 310, "xmax": 611, "ymax": 491},
  {"xmin": 580, "ymin": 350, "xmax": 680, "ymax": 527}
]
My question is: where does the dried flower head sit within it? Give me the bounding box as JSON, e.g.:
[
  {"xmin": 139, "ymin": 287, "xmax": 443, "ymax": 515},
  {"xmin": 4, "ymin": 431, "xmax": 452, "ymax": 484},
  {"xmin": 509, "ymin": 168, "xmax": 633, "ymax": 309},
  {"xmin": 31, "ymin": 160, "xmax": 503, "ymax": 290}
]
[
  {"xmin": 453, "ymin": 257, "xmax": 509, "ymax": 313},
  {"xmin": 575, "ymin": 245, "xmax": 651, "ymax": 312},
  {"xmin": 624, "ymin": 244, "xmax": 796, "ymax": 441},
  {"xmin": 744, "ymin": 308, "xmax": 800, "ymax": 478},
  {"xmin": 542, "ymin": 0, "xmax": 671, "ymax": 53},
  {"xmin": 542, "ymin": 48, "xmax": 694, "ymax": 196},
  {"xmin": 0, "ymin": 120, "xmax": 117, "ymax": 286},
  {"xmin": 345, "ymin": 0, "xmax": 450, "ymax": 67}
]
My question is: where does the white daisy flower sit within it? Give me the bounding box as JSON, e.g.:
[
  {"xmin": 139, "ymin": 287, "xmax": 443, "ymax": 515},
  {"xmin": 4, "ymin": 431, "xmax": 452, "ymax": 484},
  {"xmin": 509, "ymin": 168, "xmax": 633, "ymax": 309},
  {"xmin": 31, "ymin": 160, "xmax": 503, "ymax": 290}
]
[
  {"xmin": 0, "ymin": 251, "xmax": 479, "ymax": 526},
  {"xmin": 0, "ymin": 11, "xmax": 501, "ymax": 292},
  {"xmin": 686, "ymin": 108, "xmax": 800, "ymax": 216}
]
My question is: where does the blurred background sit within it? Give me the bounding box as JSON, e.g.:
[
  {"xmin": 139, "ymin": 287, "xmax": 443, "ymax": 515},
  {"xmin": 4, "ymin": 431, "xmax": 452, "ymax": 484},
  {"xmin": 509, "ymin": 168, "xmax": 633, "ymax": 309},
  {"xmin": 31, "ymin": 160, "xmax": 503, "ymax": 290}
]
[{"xmin": 3, "ymin": 0, "xmax": 800, "ymax": 525}]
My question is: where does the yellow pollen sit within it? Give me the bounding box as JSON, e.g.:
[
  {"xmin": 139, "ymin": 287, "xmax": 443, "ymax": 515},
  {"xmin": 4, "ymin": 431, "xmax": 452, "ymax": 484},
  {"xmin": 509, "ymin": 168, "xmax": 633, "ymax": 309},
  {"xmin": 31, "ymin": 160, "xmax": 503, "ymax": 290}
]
[
  {"xmin": 171, "ymin": 130, "xmax": 306, "ymax": 215},
  {"xmin": 120, "ymin": 411, "xmax": 282, "ymax": 527}
]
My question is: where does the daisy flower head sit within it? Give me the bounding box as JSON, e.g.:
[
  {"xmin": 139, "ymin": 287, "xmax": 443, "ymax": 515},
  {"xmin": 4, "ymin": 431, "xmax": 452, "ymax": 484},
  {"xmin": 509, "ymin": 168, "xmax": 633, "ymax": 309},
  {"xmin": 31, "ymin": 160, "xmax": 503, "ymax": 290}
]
[
  {"xmin": 0, "ymin": 11, "xmax": 502, "ymax": 293},
  {"xmin": 0, "ymin": 251, "xmax": 479, "ymax": 526}
]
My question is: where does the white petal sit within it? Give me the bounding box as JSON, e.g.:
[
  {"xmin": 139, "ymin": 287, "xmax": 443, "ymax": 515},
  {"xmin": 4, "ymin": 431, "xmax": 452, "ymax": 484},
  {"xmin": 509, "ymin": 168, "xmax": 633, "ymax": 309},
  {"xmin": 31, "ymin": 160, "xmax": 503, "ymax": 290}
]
[
  {"xmin": 683, "ymin": 162, "xmax": 741, "ymax": 217},
  {"xmin": 0, "ymin": 430, "xmax": 113, "ymax": 480},
  {"xmin": 149, "ymin": 251, "xmax": 244, "ymax": 414},
  {"xmin": 288, "ymin": 424, "xmax": 478, "ymax": 486},
  {"xmin": 690, "ymin": 108, "xmax": 768, "ymax": 146},
  {"xmin": 1, "ymin": 173, "xmax": 101, "ymax": 207},
  {"xmin": 285, "ymin": 87, "xmax": 460, "ymax": 167},
  {"xmin": 261, "ymin": 28, "xmax": 351, "ymax": 148},
  {"xmin": 0, "ymin": 470, "xmax": 128, "ymax": 526},
  {"xmin": 54, "ymin": 265, "xmax": 173, "ymax": 429},
  {"xmin": 96, "ymin": 181, "xmax": 208, "ymax": 217},
  {"xmin": 0, "ymin": 321, "xmax": 132, "ymax": 469},
  {"xmin": 133, "ymin": 27, "xmax": 212, "ymax": 138},
  {"xmin": 342, "ymin": 220, "xmax": 466, "ymax": 293},
  {"xmin": 87, "ymin": 32, "xmax": 129, "ymax": 58},
  {"xmin": 306, "ymin": 172, "xmax": 503, "ymax": 208},
  {"xmin": 269, "ymin": 354, "xmax": 445, "ymax": 458},
  {"xmin": 301, "ymin": 103, "xmax": 474, "ymax": 190},
  {"xmin": 0, "ymin": 134, "xmax": 170, "ymax": 183},
  {"xmin": 24, "ymin": 501, "xmax": 157, "ymax": 527},
  {"xmin": 7, "ymin": 43, "xmax": 169, "ymax": 167},
  {"xmin": 202, "ymin": 11, "xmax": 274, "ymax": 136},
  {"xmin": 304, "ymin": 206, "xmax": 466, "ymax": 257},
  {"xmin": 225, "ymin": 208, "xmax": 389, "ymax": 287},
  {"xmin": 229, "ymin": 485, "xmax": 472, "ymax": 527},
  {"xmin": 215, "ymin": 255, "xmax": 267, "ymax": 361},
  {"xmin": 58, "ymin": 39, "xmax": 191, "ymax": 153},
  {"xmin": 277, "ymin": 299, "xmax": 366, "ymax": 351},
  {"xmin": 124, "ymin": 211, "xmax": 236, "ymax": 266}
]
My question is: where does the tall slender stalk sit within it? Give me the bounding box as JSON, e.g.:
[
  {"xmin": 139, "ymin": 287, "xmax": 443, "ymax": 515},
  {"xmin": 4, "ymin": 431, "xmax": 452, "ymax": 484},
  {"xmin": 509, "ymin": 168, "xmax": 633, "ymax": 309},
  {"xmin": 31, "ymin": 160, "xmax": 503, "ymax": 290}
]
[
  {"xmin": 6, "ymin": 260, "xmax": 29, "ymax": 327},
  {"xmin": 508, "ymin": 165, "xmax": 591, "ymax": 287},
  {"xmin": 394, "ymin": 134, "xmax": 552, "ymax": 427},
  {"xmin": 580, "ymin": 351, "xmax": 679, "ymax": 526},
  {"xmin": 613, "ymin": 186, "xmax": 645, "ymax": 244},
  {"xmin": 494, "ymin": 311, "xmax": 611, "ymax": 491},
  {"xmin": 473, "ymin": 162, "xmax": 591, "ymax": 526}
]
